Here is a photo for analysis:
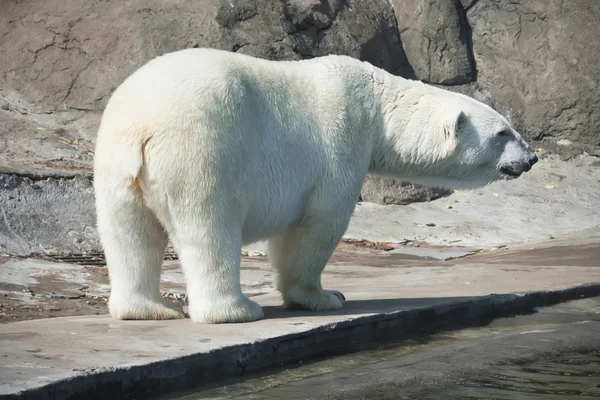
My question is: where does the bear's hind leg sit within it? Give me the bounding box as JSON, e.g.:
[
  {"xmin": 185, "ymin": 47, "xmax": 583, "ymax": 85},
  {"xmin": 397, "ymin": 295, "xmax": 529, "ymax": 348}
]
[
  {"xmin": 169, "ymin": 208, "xmax": 264, "ymax": 324},
  {"xmin": 96, "ymin": 186, "xmax": 184, "ymax": 320},
  {"xmin": 269, "ymin": 213, "xmax": 349, "ymax": 311}
]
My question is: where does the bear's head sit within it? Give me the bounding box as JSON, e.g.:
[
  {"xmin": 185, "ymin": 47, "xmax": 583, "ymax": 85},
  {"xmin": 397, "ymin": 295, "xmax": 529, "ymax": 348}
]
[{"xmin": 380, "ymin": 89, "xmax": 538, "ymax": 190}]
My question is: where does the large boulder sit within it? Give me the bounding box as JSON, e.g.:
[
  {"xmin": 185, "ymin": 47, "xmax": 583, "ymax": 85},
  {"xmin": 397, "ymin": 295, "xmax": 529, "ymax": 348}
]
[
  {"xmin": 391, "ymin": 0, "xmax": 599, "ymax": 147},
  {"xmin": 360, "ymin": 176, "xmax": 450, "ymax": 205},
  {"xmin": 466, "ymin": 0, "xmax": 600, "ymax": 147},
  {"xmin": 389, "ymin": 0, "xmax": 475, "ymax": 85}
]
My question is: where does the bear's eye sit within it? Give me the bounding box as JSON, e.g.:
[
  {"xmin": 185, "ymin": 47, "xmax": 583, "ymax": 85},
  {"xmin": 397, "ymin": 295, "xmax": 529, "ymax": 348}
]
[{"xmin": 498, "ymin": 129, "xmax": 510, "ymax": 137}]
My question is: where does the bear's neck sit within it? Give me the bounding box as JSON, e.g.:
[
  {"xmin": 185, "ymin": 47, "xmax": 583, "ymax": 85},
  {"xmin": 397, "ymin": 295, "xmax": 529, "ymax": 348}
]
[{"xmin": 368, "ymin": 70, "xmax": 443, "ymax": 180}]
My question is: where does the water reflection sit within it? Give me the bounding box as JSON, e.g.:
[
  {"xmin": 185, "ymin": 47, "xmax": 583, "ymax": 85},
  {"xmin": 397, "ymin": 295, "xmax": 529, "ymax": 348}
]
[{"xmin": 408, "ymin": 352, "xmax": 600, "ymax": 399}]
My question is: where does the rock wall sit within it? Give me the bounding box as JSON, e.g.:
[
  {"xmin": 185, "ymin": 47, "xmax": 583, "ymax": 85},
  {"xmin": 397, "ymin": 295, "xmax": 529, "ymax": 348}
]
[
  {"xmin": 0, "ymin": 0, "xmax": 598, "ymax": 211},
  {"xmin": 468, "ymin": 0, "xmax": 599, "ymax": 147},
  {"xmin": 0, "ymin": 0, "xmax": 409, "ymax": 113},
  {"xmin": 390, "ymin": 0, "xmax": 475, "ymax": 85},
  {"xmin": 391, "ymin": 0, "xmax": 599, "ymax": 149}
]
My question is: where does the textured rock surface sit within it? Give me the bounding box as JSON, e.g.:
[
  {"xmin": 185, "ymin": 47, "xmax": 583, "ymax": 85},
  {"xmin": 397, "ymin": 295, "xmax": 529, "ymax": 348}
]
[
  {"xmin": 0, "ymin": 0, "xmax": 409, "ymax": 112},
  {"xmin": 458, "ymin": 0, "xmax": 478, "ymax": 10},
  {"xmin": 0, "ymin": 174, "xmax": 99, "ymax": 256},
  {"xmin": 390, "ymin": 0, "xmax": 475, "ymax": 85},
  {"xmin": 360, "ymin": 176, "xmax": 450, "ymax": 205},
  {"xmin": 1, "ymin": 0, "xmax": 598, "ymax": 174},
  {"xmin": 390, "ymin": 0, "xmax": 600, "ymax": 147},
  {"xmin": 0, "ymin": 0, "xmax": 409, "ymax": 175},
  {"xmin": 281, "ymin": 0, "xmax": 411, "ymax": 75},
  {"xmin": 466, "ymin": 0, "xmax": 600, "ymax": 146}
]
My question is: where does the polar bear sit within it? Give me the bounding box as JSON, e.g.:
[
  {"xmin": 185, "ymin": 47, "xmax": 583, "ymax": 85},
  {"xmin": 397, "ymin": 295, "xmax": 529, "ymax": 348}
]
[{"xmin": 93, "ymin": 48, "xmax": 537, "ymax": 324}]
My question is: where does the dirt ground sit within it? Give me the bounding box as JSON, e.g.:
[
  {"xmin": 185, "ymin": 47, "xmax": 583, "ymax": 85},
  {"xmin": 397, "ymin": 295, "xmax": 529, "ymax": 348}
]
[{"xmin": 0, "ymin": 259, "xmax": 108, "ymax": 323}]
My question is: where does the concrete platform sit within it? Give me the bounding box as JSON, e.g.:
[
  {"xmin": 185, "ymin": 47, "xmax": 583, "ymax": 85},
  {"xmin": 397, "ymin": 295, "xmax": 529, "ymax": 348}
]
[{"xmin": 1, "ymin": 238, "xmax": 599, "ymax": 400}]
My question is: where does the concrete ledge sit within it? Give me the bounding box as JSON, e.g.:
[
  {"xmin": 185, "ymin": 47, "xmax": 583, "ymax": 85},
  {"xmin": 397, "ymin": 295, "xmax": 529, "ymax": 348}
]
[{"xmin": 2, "ymin": 284, "xmax": 599, "ymax": 400}]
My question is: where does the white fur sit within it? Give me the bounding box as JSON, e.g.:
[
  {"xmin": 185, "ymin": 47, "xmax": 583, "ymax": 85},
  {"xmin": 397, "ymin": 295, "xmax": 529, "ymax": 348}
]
[{"xmin": 93, "ymin": 48, "xmax": 535, "ymax": 323}]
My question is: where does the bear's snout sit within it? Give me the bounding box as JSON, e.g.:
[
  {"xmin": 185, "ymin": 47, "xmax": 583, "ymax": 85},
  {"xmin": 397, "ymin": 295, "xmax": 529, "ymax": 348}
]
[
  {"xmin": 500, "ymin": 160, "xmax": 532, "ymax": 178},
  {"xmin": 529, "ymin": 154, "xmax": 538, "ymax": 167}
]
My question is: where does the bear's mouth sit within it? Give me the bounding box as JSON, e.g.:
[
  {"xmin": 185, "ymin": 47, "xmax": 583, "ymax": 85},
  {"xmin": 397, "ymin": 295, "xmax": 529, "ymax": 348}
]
[{"xmin": 499, "ymin": 166, "xmax": 523, "ymax": 179}]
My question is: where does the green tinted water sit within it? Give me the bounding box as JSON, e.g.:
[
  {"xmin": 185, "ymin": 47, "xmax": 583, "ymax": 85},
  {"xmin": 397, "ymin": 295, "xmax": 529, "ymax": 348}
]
[
  {"xmin": 396, "ymin": 352, "xmax": 600, "ymax": 399},
  {"xmin": 173, "ymin": 298, "xmax": 600, "ymax": 400}
]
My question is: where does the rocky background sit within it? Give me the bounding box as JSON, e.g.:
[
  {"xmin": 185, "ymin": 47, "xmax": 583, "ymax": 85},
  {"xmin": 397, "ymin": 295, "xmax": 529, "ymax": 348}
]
[{"xmin": 0, "ymin": 0, "xmax": 599, "ymax": 255}]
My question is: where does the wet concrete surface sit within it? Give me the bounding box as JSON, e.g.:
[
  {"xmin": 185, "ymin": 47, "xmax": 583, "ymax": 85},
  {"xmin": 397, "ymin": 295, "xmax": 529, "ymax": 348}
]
[
  {"xmin": 176, "ymin": 297, "xmax": 600, "ymax": 400},
  {"xmin": 0, "ymin": 233, "xmax": 598, "ymax": 399}
]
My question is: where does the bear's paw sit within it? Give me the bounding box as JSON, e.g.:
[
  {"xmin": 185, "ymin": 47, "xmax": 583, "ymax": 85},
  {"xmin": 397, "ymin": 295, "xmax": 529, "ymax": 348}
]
[
  {"xmin": 188, "ymin": 296, "xmax": 264, "ymax": 324},
  {"xmin": 109, "ymin": 297, "xmax": 185, "ymax": 320},
  {"xmin": 284, "ymin": 287, "xmax": 345, "ymax": 311}
]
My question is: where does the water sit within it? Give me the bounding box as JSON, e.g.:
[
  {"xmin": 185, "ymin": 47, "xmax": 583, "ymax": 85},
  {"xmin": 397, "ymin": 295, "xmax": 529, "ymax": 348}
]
[
  {"xmin": 180, "ymin": 352, "xmax": 600, "ymax": 400},
  {"xmin": 398, "ymin": 352, "xmax": 600, "ymax": 399},
  {"xmin": 172, "ymin": 297, "xmax": 600, "ymax": 400}
]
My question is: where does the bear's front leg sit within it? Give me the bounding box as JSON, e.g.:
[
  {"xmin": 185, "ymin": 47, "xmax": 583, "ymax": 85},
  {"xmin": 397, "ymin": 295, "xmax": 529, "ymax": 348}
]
[
  {"xmin": 176, "ymin": 230, "xmax": 264, "ymax": 324},
  {"xmin": 268, "ymin": 212, "xmax": 351, "ymax": 311}
]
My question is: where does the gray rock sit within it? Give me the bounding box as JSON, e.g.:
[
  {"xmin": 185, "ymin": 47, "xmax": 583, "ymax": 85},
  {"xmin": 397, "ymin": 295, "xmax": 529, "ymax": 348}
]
[
  {"xmin": 391, "ymin": 0, "xmax": 475, "ymax": 84},
  {"xmin": 0, "ymin": 0, "xmax": 408, "ymax": 116},
  {"xmin": 0, "ymin": 0, "xmax": 410, "ymax": 177},
  {"xmin": 360, "ymin": 175, "xmax": 450, "ymax": 205},
  {"xmin": 281, "ymin": 0, "xmax": 411, "ymax": 75},
  {"xmin": 459, "ymin": 0, "xmax": 478, "ymax": 10},
  {"xmin": 557, "ymin": 139, "xmax": 572, "ymax": 146},
  {"xmin": 466, "ymin": 0, "xmax": 600, "ymax": 147},
  {"xmin": 0, "ymin": 174, "xmax": 99, "ymax": 256}
]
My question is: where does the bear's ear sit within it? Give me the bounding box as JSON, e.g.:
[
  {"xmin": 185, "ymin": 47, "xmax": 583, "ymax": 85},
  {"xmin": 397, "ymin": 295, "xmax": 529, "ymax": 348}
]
[
  {"xmin": 438, "ymin": 110, "xmax": 464, "ymax": 159},
  {"xmin": 443, "ymin": 110, "xmax": 467, "ymax": 139}
]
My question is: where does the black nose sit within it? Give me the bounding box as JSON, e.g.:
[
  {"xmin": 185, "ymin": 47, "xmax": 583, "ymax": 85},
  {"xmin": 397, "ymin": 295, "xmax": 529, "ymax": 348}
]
[{"xmin": 529, "ymin": 154, "xmax": 538, "ymax": 166}]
